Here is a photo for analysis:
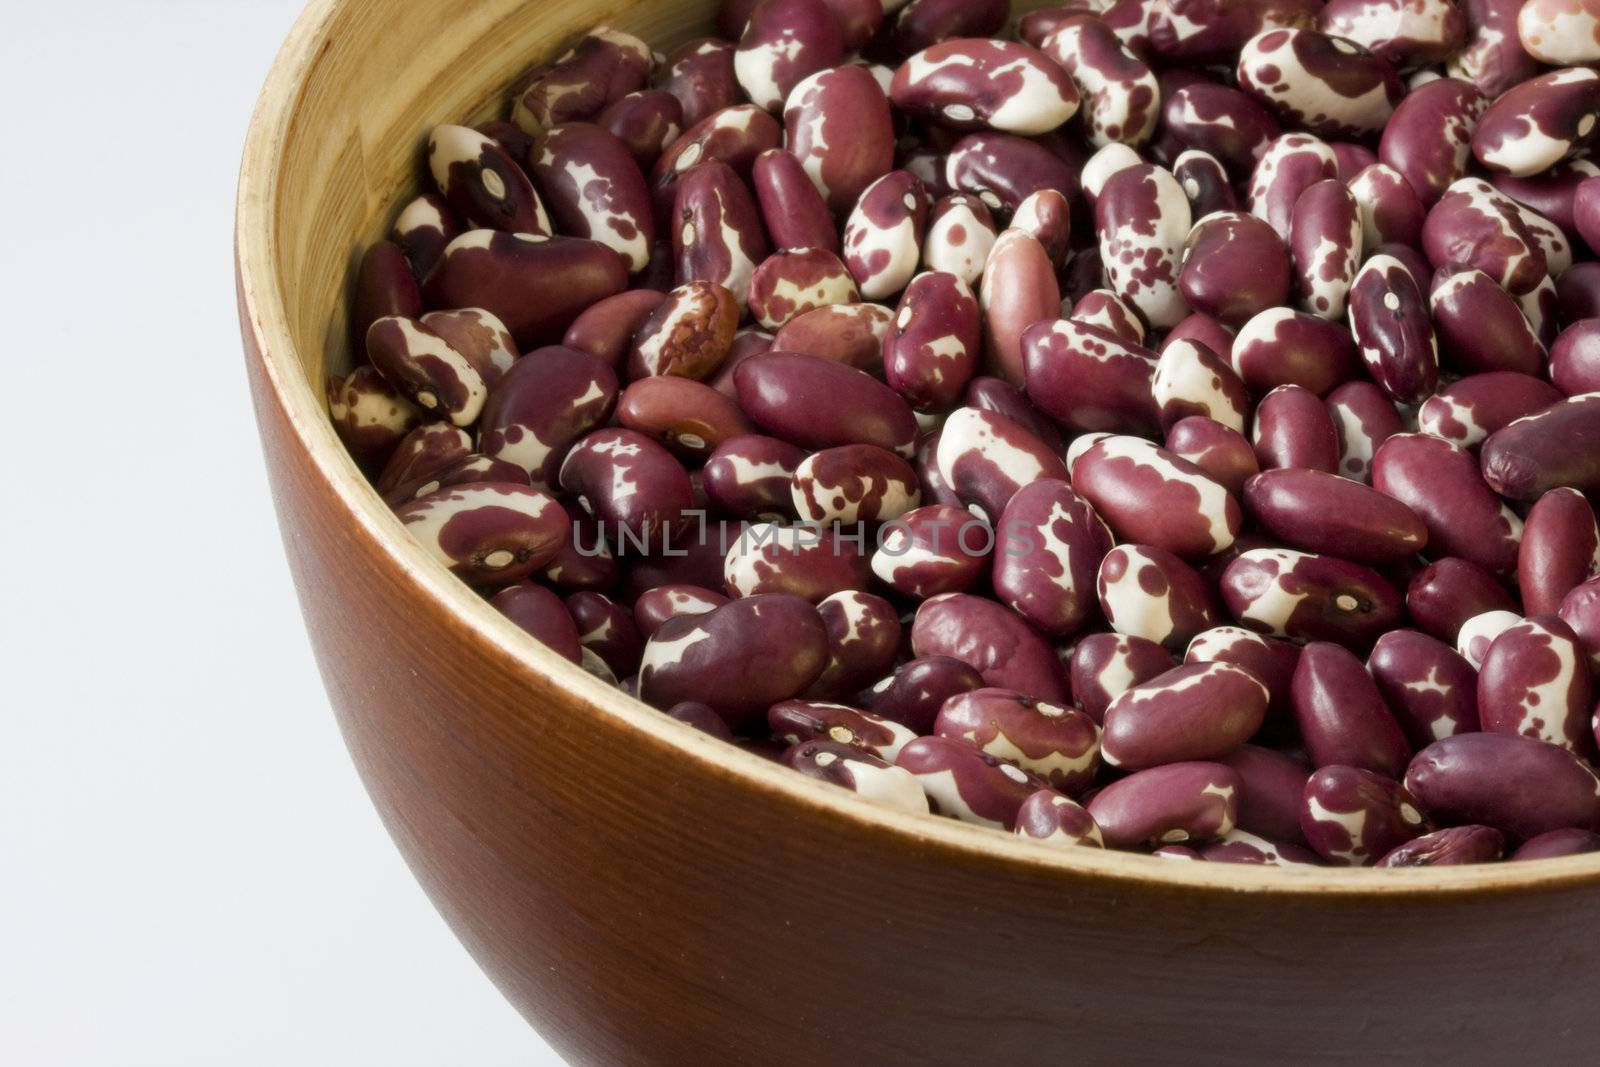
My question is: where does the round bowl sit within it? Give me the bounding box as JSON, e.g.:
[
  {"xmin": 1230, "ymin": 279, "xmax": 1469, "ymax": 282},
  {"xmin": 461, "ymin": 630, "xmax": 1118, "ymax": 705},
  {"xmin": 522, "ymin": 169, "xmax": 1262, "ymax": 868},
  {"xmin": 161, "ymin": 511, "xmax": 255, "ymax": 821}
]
[{"xmin": 237, "ymin": 1, "xmax": 1600, "ymax": 1061}]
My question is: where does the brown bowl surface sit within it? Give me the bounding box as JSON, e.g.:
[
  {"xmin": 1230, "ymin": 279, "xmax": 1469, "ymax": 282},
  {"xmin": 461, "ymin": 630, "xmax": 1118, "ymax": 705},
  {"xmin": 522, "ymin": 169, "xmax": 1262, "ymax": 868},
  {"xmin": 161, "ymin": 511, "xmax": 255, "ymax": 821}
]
[{"xmin": 238, "ymin": 1, "xmax": 1600, "ymax": 1061}]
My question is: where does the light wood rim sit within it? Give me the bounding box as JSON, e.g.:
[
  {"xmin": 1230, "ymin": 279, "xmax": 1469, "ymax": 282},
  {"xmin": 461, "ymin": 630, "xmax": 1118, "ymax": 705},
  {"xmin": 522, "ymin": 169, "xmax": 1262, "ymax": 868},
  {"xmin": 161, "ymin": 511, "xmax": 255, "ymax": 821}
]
[{"xmin": 237, "ymin": 0, "xmax": 1600, "ymax": 897}]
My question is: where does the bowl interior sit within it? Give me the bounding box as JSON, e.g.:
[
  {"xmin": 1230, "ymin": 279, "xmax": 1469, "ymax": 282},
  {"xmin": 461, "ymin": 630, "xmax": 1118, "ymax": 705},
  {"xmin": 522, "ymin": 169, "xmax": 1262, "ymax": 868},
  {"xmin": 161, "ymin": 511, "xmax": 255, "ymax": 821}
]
[{"xmin": 238, "ymin": 0, "xmax": 1600, "ymax": 894}]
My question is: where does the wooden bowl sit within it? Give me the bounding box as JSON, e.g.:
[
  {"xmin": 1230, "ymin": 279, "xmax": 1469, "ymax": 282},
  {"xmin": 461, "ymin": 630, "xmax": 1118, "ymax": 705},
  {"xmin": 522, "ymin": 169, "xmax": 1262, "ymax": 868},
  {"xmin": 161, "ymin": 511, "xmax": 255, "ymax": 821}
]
[{"xmin": 237, "ymin": 1, "xmax": 1600, "ymax": 1061}]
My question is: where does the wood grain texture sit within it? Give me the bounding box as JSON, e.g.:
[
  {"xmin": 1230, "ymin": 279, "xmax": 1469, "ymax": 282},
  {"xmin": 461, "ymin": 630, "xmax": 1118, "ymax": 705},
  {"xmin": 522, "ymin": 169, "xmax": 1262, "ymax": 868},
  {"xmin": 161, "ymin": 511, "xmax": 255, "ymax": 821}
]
[{"xmin": 238, "ymin": 1, "xmax": 1600, "ymax": 1061}]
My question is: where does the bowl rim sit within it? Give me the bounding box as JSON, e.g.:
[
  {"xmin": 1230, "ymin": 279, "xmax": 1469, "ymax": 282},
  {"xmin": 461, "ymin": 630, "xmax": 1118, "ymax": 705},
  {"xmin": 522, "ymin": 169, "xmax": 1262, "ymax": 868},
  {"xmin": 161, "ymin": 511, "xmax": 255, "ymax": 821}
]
[{"xmin": 237, "ymin": 0, "xmax": 1600, "ymax": 898}]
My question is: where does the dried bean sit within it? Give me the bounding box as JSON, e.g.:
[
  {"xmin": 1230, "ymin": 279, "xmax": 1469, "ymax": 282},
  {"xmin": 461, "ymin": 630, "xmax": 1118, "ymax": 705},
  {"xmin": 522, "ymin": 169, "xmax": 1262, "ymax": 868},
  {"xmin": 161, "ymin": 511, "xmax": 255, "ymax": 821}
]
[
  {"xmin": 1086, "ymin": 761, "xmax": 1242, "ymax": 848},
  {"xmin": 1300, "ymin": 765, "xmax": 1432, "ymax": 866},
  {"xmin": 1291, "ymin": 641, "xmax": 1412, "ymax": 776},
  {"xmin": 1406, "ymin": 732, "xmax": 1600, "ymax": 839},
  {"xmin": 1368, "ymin": 629, "xmax": 1481, "ymax": 745},
  {"xmin": 1096, "ymin": 544, "xmax": 1221, "ymax": 649}
]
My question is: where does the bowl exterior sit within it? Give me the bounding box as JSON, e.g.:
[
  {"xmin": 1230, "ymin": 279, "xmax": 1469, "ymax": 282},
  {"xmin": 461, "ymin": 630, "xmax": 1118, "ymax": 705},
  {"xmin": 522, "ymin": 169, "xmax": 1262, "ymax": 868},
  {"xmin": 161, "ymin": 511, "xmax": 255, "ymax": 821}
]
[{"xmin": 237, "ymin": 1, "xmax": 1600, "ymax": 1062}]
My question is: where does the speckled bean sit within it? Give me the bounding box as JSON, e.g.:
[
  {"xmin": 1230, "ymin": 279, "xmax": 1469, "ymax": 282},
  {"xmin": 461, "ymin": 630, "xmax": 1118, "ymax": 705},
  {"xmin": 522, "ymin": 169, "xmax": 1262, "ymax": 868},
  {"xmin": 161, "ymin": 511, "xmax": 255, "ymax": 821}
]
[
  {"xmin": 1289, "ymin": 179, "xmax": 1362, "ymax": 320},
  {"xmin": 478, "ymin": 346, "xmax": 618, "ymax": 488},
  {"xmin": 935, "ymin": 406, "xmax": 1070, "ymax": 520},
  {"xmin": 1472, "ymin": 68, "xmax": 1600, "ymax": 177},
  {"xmin": 782, "ymin": 65, "xmax": 896, "ymax": 215},
  {"xmin": 1407, "ymin": 557, "xmax": 1518, "ymax": 643},
  {"xmin": 1253, "ymin": 384, "xmax": 1341, "ymax": 473},
  {"xmin": 859, "ymin": 655, "xmax": 986, "ymax": 734},
  {"xmin": 1300, "ymin": 765, "xmax": 1432, "ymax": 866},
  {"xmin": 1181, "ymin": 211, "xmax": 1290, "ymax": 327},
  {"xmin": 560, "ymin": 427, "xmax": 694, "ymax": 539},
  {"xmin": 1022, "ymin": 319, "xmax": 1161, "ymax": 434},
  {"xmin": 397, "ymin": 482, "xmax": 567, "ymax": 585},
  {"xmin": 1368, "ymin": 629, "xmax": 1481, "ymax": 745},
  {"xmin": 1481, "ymin": 394, "xmax": 1600, "ymax": 501},
  {"xmin": 1097, "ymin": 544, "xmax": 1221, "ymax": 649},
  {"xmin": 1379, "ymin": 77, "xmax": 1488, "ymax": 204},
  {"xmin": 992, "ymin": 479, "xmax": 1112, "ymax": 636},
  {"xmin": 911, "ymin": 593, "xmax": 1068, "ymax": 701},
  {"xmin": 670, "ymin": 161, "xmax": 769, "ymax": 306},
  {"xmin": 1230, "ymin": 307, "xmax": 1359, "ymax": 395},
  {"xmin": 1164, "ymin": 416, "xmax": 1260, "ymax": 497},
  {"xmin": 1477, "ymin": 614, "xmax": 1593, "ymax": 751},
  {"xmin": 529, "ymin": 123, "xmax": 655, "ymax": 271},
  {"xmin": 922, "ymin": 194, "xmax": 998, "ymax": 284},
  {"xmin": 735, "ymin": 352, "xmax": 918, "ymax": 456},
  {"xmin": 1371, "ymin": 432, "xmax": 1523, "ymax": 571},
  {"xmin": 1221, "ymin": 548, "xmax": 1404, "ymax": 647},
  {"xmin": 734, "ymin": 0, "xmax": 844, "ymax": 112},
  {"xmin": 723, "ymin": 523, "xmax": 872, "ymax": 602},
  {"xmin": 1087, "ymin": 761, "xmax": 1242, "ymax": 848},
  {"xmin": 1420, "ymin": 178, "xmax": 1545, "ymax": 295},
  {"xmin": 935, "ymin": 688, "xmax": 1101, "ymax": 793},
  {"xmin": 894, "ymin": 734, "xmax": 1044, "ymax": 829},
  {"xmin": 782, "ymin": 739, "xmax": 931, "ymax": 813},
  {"xmin": 891, "ymin": 39, "xmax": 1079, "ymax": 135}
]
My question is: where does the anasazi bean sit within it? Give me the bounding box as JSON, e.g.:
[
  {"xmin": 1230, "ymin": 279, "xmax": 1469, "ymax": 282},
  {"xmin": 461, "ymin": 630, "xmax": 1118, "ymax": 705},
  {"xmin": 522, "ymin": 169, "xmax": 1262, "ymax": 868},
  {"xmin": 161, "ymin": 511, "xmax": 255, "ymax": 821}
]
[{"xmin": 347, "ymin": 1, "xmax": 1600, "ymax": 873}]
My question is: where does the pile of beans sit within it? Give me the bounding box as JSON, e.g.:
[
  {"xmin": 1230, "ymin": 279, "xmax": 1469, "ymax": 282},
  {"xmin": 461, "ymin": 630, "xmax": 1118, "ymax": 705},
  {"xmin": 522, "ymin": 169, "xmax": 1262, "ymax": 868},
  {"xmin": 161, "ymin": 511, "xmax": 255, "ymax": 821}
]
[{"xmin": 329, "ymin": 0, "xmax": 1600, "ymax": 869}]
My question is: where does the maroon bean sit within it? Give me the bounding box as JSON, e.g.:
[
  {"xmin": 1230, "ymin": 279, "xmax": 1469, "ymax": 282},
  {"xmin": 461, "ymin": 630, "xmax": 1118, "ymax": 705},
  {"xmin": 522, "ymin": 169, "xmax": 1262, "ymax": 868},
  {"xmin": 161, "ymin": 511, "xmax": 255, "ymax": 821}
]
[
  {"xmin": 992, "ymin": 479, "xmax": 1112, "ymax": 636},
  {"xmin": 671, "ymin": 160, "xmax": 770, "ymax": 306},
  {"xmin": 734, "ymin": 0, "xmax": 845, "ymax": 112},
  {"xmin": 655, "ymin": 104, "xmax": 784, "ymax": 184},
  {"xmin": 478, "ymin": 345, "xmax": 618, "ymax": 488},
  {"xmin": 936, "ymin": 688, "xmax": 1101, "ymax": 793},
  {"xmin": 944, "ymin": 131, "xmax": 1080, "ymax": 216},
  {"xmin": 1320, "ymin": 0, "xmax": 1464, "ymax": 69},
  {"xmin": 1096, "ymin": 544, "xmax": 1221, "ymax": 649},
  {"xmin": 802, "ymin": 590, "xmax": 903, "ymax": 700},
  {"xmin": 1511, "ymin": 828, "xmax": 1600, "ymax": 860},
  {"xmin": 364, "ymin": 315, "xmax": 487, "ymax": 427},
  {"xmin": 1560, "ymin": 575, "xmax": 1600, "ymax": 670},
  {"xmin": 1407, "ymin": 557, "xmax": 1518, "ymax": 643},
  {"xmin": 1291, "ymin": 642, "xmax": 1412, "ymax": 776},
  {"xmin": 890, "ymin": 39, "xmax": 1078, "ymax": 135},
  {"xmin": 327, "ymin": 365, "xmax": 420, "ymax": 472},
  {"xmin": 1238, "ymin": 28, "xmax": 1402, "ymax": 138},
  {"xmin": 882, "ymin": 271, "xmax": 981, "ymax": 412},
  {"xmin": 842, "ymin": 170, "xmax": 929, "ymax": 300},
  {"xmin": 723, "ymin": 523, "xmax": 871, "ymax": 602},
  {"xmin": 1087, "ymin": 761, "xmax": 1243, "ymax": 848},
  {"xmin": 1378, "ymin": 824, "xmax": 1506, "ymax": 866},
  {"xmin": 391, "ymin": 193, "xmax": 460, "ymax": 280},
  {"xmin": 1151, "ymin": 0, "xmax": 1322, "ymax": 64},
  {"xmin": 560, "ymin": 428, "xmax": 694, "ymax": 540},
  {"xmin": 1426, "ymin": 266, "xmax": 1545, "ymax": 378},
  {"xmin": 1014, "ymin": 789, "xmax": 1104, "ymax": 848},
  {"xmin": 934, "ymin": 406, "xmax": 1070, "ymax": 521},
  {"xmin": 565, "ymin": 590, "xmax": 644, "ymax": 678},
  {"xmin": 1300, "ymin": 765, "xmax": 1432, "ymax": 866},
  {"xmin": 782, "ymin": 739, "xmax": 931, "ymax": 813},
  {"xmin": 895, "ymin": 734, "xmax": 1043, "ymax": 829},
  {"xmin": 1349, "ymin": 163, "xmax": 1426, "ymax": 252},
  {"xmin": 562, "ymin": 289, "xmax": 666, "ymax": 367},
  {"xmin": 911, "ymin": 593, "xmax": 1068, "ymax": 701},
  {"xmin": 1472, "ymin": 68, "xmax": 1600, "ymax": 177},
  {"xmin": 639, "ymin": 593, "xmax": 830, "ymax": 728},
  {"xmin": 1217, "ymin": 744, "xmax": 1312, "ymax": 845},
  {"xmin": 1024, "ymin": 319, "xmax": 1162, "ymax": 436},
  {"xmin": 1221, "ymin": 548, "xmax": 1404, "ymax": 647},
  {"xmin": 1368, "ymin": 629, "xmax": 1482, "ymax": 746},
  {"xmin": 1371, "ymin": 432, "xmax": 1523, "ymax": 572},
  {"xmin": 1348, "ymin": 255, "xmax": 1439, "ymax": 404},
  {"xmin": 1288, "ymin": 179, "xmax": 1362, "ymax": 321},
  {"xmin": 1493, "ymin": 158, "xmax": 1599, "ymax": 232},
  {"xmin": 922, "ymin": 194, "xmax": 997, "ymax": 284},
  {"xmin": 1558, "ymin": 261, "xmax": 1600, "ymax": 322},
  {"xmin": 1481, "ymin": 393, "xmax": 1600, "ymax": 501},
  {"xmin": 1245, "ymin": 468, "xmax": 1427, "ymax": 564},
  {"xmin": 782, "ymin": 64, "xmax": 896, "ymax": 216},
  {"xmin": 1477, "ymin": 614, "xmax": 1593, "ymax": 751},
  {"xmin": 980, "ymin": 230, "xmax": 1061, "ymax": 388},
  {"xmin": 398, "ymin": 482, "xmax": 568, "ymax": 586},
  {"xmin": 492, "ymin": 581, "xmax": 584, "ymax": 663},
  {"xmin": 772, "ymin": 302, "xmax": 893, "ymax": 374},
  {"xmin": 1181, "ymin": 211, "xmax": 1290, "ymax": 327},
  {"xmin": 658, "ymin": 39, "xmax": 739, "ymax": 129},
  {"xmin": 1406, "ymin": 732, "xmax": 1600, "ymax": 839},
  {"xmin": 381, "ymin": 452, "xmax": 530, "ymax": 507},
  {"xmin": 1253, "ymin": 384, "xmax": 1340, "ymax": 473},
  {"xmin": 1378, "ymin": 77, "xmax": 1488, "ymax": 204},
  {"xmin": 1521, "ymin": 488, "xmax": 1600, "ymax": 617},
  {"xmin": 352, "ymin": 241, "xmax": 423, "ymax": 351},
  {"xmin": 736, "ymin": 352, "xmax": 917, "ymax": 456},
  {"xmin": 1418, "ymin": 373, "xmax": 1562, "ymax": 453},
  {"xmin": 791, "ymin": 444, "xmax": 919, "ymax": 525},
  {"xmin": 770, "ymin": 697, "xmax": 917, "ymax": 761},
  {"xmin": 528, "ymin": 123, "xmax": 656, "ymax": 273},
  {"xmin": 617, "ymin": 376, "xmax": 752, "ymax": 460},
  {"xmin": 1103, "ymin": 662, "xmax": 1268, "ymax": 771},
  {"xmin": 750, "ymin": 149, "xmax": 838, "ymax": 254},
  {"xmin": 1070, "ymin": 289, "xmax": 1146, "ymax": 346},
  {"xmin": 859, "ymin": 655, "xmax": 985, "ymax": 734},
  {"xmin": 1073, "ymin": 435, "xmax": 1240, "ymax": 558},
  {"xmin": 1042, "ymin": 15, "xmax": 1161, "ymax": 148},
  {"xmin": 634, "ymin": 584, "xmax": 729, "ymax": 638},
  {"xmin": 1420, "ymin": 178, "xmax": 1546, "ymax": 296},
  {"xmin": 422, "ymin": 230, "xmax": 628, "ymax": 350},
  {"xmin": 375, "ymin": 422, "xmax": 471, "ymax": 498},
  {"xmin": 1449, "ymin": 0, "xmax": 1540, "ymax": 99},
  {"xmin": 627, "ymin": 280, "xmax": 740, "ymax": 380},
  {"xmin": 889, "ymin": 0, "xmax": 1010, "ymax": 56},
  {"xmin": 1158, "ymin": 81, "xmax": 1281, "ymax": 178},
  {"xmin": 511, "ymin": 28, "xmax": 653, "ymax": 134},
  {"xmin": 1166, "ymin": 150, "xmax": 1233, "ymax": 218},
  {"xmin": 598, "ymin": 91, "xmax": 683, "ymax": 171},
  {"xmin": 1094, "ymin": 163, "xmax": 1191, "ymax": 329},
  {"xmin": 1230, "ymin": 307, "xmax": 1359, "ymax": 395},
  {"xmin": 428, "ymin": 123, "xmax": 552, "ymax": 244},
  {"xmin": 1551, "ymin": 319, "xmax": 1600, "ymax": 396},
  {"xmin": 618, "ymin": 519, "xmax": 739, "ymax": 598},
  {"xmin": 1164, "ymin": 416, "xmax": 1260, "ymax": 497},
  {"xmin": 746, "ymin": 248, "xmax": 860, "ymax": 330},
  {"xmin": 1325, "ymin": 380, "xmax": 1401, "ymax": 484}
]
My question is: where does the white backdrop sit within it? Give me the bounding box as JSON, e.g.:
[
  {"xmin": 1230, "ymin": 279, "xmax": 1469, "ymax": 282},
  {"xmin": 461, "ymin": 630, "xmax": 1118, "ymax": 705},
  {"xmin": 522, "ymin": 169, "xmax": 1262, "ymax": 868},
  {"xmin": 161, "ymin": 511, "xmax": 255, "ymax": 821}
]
[{"xmin": 0, "ymin": 2, "xmax": 563, "ymax": 1062}]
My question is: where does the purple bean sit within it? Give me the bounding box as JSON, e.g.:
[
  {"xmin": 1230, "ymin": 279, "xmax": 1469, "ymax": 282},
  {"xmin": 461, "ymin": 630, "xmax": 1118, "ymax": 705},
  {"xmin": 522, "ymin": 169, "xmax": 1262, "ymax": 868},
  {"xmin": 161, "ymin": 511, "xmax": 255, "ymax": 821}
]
[
  {"xmin": 910, "ymin": 593, "xmax": 1068, "ymax": 701},
  {"xmin": 1096, "ymin": 544, "xmax": 1221, "ymax": 649},
  {"xmin": 1300, "ymin": 765, "xmax": 1432, "ymax": 866},
  {"xmin": 1291, "ymin": 642, "xmax": 1412, "ymax": 776},
  {"xmin": 1368, "ymin": 629, "xmax": 1482, "ymax": 746},
  {"xmin": 1221, "ymin": 548, "xmax": 1403, "ymax": 647},
  {"xmin": 1086, "ymin": 761, "xmax": 1243, "ymax": 848},
  {"xmin": 1406, "ymin": 732, "xmax": 1600, "ymax": 839},
  {"xmin": 1477, "ymin": 614, "xmax": 1593, "ymax": 752}
]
